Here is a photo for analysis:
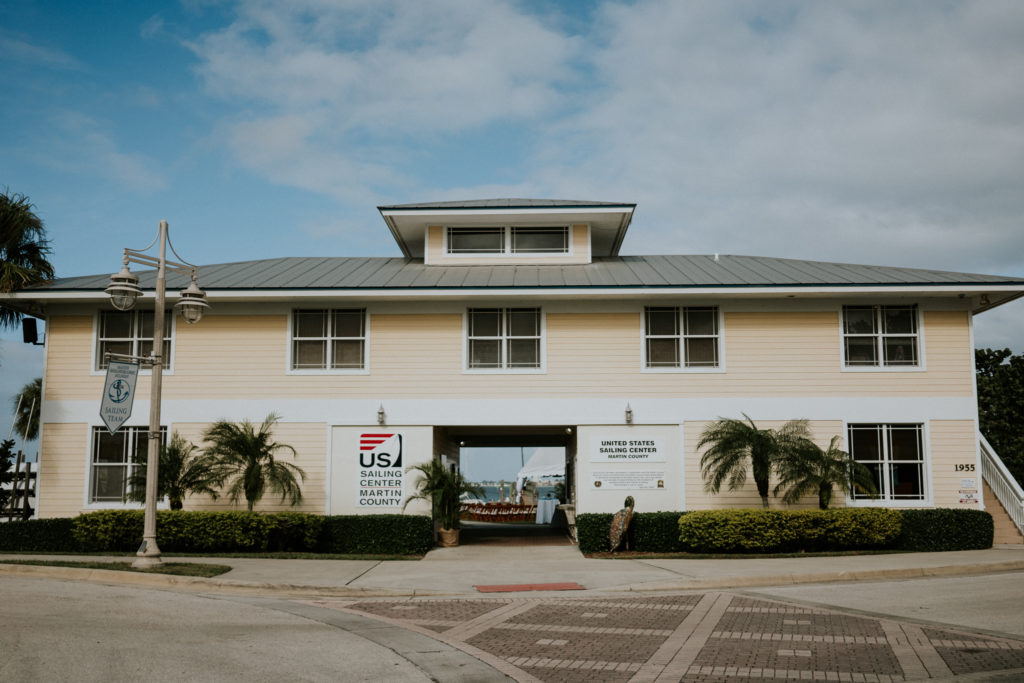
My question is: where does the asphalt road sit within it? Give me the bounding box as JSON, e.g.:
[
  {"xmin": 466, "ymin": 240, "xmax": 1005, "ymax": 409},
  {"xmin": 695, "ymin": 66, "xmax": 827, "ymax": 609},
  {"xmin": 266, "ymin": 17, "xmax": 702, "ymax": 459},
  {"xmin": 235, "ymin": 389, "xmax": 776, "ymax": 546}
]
[{"xmin": 0, "ymin": 577, "xmax": 436, "ymax": 683}]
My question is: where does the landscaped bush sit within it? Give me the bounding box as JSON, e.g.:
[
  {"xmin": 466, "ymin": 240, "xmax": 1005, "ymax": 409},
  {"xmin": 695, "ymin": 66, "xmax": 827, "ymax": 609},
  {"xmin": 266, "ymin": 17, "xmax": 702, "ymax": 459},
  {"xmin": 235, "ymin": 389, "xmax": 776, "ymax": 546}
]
[
  {"xmin": 155, "ymin": 511, "xmax": 275, "ymax": 552},
  {"xmin": 678, "ymin": 508, "xmax": 902, "ymax": 553},
  {"xmin": 577, "ymin": 511, "xmax": 689, "ymax": 554},
  {"xmin": 317, "ymin": 514, "xmax": 433, "ymax": 555},
  {"xmin": 266, "ymin": 511, "xmax": 324, "ymax": 552},
  {"xmin": 894, "ymin": 508, "xmax": 993, "ymax": 551},
  {"xmin": 0, "ymin": 518, "xmax": 78, "ymax": 552},
  {"xmin": 72, "ymin": 510, "xmax": 324, "ymax": 553},
  {"xmin": 30, "ymin": 511, "xmax": 427, "ymax": 555},
  {"xmin": 72, "ymin": 510, "xmax": 145, "ymax": 552},
  {"xmin": 632, "ymin": 511, "xmax": 689, "ymax": 552},
  {"xmin": 576, "ymin": 513, "xmax": 614, "ymax": 554}
]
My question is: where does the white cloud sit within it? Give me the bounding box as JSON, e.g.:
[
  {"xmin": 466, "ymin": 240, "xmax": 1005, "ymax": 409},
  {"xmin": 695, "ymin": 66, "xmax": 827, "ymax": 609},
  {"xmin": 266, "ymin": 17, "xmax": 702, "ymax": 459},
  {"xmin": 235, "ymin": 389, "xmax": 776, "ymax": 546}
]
[
  {"xmin": 531, "ymin": 1, "xmax": 1024, "ymax": 278},
  {"xmin": 0, "ymin": 33, "xmax": 83, "ymax": 70},
  {"xmin": 186, "ymin": 0, "xmax": 1024, "ymax": 289},
  {"xmin": 35, "ymin": 112, "xmax": 167, "ymax": 193}
]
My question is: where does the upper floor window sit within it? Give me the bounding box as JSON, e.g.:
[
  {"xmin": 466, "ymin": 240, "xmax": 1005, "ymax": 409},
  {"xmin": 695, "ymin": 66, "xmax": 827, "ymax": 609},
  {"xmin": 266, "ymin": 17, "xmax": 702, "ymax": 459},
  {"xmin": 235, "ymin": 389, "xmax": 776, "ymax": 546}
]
[
  {"xmin": 447, "ymin": 226, "xmax": 569, "ymax": 255},
  {"xmin": 843, "ymin": 305, "xmax": 918, "ymax": 367},
  {"xmin": 292, "ymin": 309, "xmax": 366, "ymax": 370},
  {"xmin": 97, "ymin": 310, "xmax": 171, "ymax": 370},
  {"xmin": 467, "ymin": 308, "xmax": 542, "ymax": 369},
  {"xmin": 848, "ymin": 423, "xmax": 926, "ymax": 502},
  {"xmin": 90, "ymin": 425, "xmax": 166, "ymax": 504},
  {"xmin": 645, "ymin": 306, "xmax": 719, "ymax": 368}
]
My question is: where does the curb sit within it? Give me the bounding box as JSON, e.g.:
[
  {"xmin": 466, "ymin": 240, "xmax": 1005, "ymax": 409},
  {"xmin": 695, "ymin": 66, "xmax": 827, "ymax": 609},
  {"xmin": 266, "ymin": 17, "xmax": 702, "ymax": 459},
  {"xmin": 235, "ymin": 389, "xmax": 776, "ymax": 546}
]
[
  {"xmin": 602, "ymin": 560, "xmax": 1024, "ymax": 593},
  {"xmin": 4, "ymin": 559, "xmax": 1024, "ymax": 597},
  {"xmin": 0, "ymin": 563, "xmax": 446, "ymax": 598}
]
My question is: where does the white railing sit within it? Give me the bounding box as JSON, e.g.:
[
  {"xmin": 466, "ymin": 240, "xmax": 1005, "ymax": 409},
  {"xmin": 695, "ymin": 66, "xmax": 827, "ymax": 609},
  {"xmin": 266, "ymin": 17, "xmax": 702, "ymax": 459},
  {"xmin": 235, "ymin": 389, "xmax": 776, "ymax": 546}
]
[{"xmin": 980, "ymin": 435, "xmax": 1024, "ymax": 535}]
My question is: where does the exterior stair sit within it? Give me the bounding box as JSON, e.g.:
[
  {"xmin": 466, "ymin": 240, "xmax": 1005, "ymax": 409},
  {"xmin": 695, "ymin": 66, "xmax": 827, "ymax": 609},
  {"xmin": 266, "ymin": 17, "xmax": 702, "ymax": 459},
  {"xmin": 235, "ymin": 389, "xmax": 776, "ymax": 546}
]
[{"xmin": 980, "ymin": 436, "xmax": 1024, "ymax": 545}]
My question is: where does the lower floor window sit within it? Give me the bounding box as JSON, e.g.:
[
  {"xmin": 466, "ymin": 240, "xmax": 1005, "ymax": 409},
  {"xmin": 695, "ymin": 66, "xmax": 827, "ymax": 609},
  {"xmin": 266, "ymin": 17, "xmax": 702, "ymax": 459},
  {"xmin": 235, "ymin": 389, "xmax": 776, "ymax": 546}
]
[
  {"xmin": 90, "ymin": 426, "xmax": 166, "ymax": 503},
  {"xmin": 848, "ymin": 423, "xmax": 925, "ymax": 501}
]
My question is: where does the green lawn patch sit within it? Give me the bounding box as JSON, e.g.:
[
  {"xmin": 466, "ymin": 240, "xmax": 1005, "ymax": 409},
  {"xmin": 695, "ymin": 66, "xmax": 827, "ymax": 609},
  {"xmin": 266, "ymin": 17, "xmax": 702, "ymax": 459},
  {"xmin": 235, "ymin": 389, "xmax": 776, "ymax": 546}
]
[{"xmin": 0, "ymin": 559, "xmax": 232, "ymax": 577}]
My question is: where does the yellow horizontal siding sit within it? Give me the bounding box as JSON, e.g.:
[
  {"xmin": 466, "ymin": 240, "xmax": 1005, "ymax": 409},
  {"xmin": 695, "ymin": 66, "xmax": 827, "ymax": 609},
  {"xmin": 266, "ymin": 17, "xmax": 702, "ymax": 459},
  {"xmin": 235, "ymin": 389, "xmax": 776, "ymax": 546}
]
[
  {"xmin": 685, "ymin": 420, "xmax": 845, "ymax": 510},
  {"xmin": 42, "ymin": 308, "xmax": 974, "ymax": 400},
  {"xmin": 930, "ymin": 420, "xmax": 982, "ymax": 509},
  {"xmin": 172, "ymin": 421, "xmax": 326, "ymax": 513},
  {"xmin": 37, "ymin": 423, "xmax": 88, "ymax": 518}
]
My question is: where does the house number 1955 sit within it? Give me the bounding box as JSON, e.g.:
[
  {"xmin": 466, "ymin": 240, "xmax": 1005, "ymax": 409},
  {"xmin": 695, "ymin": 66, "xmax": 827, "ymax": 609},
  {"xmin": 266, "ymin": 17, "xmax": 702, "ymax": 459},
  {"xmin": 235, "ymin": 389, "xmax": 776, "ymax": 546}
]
[{"xmin": 955, "ymin": 464, "xmax": 976, "ymax": 472}]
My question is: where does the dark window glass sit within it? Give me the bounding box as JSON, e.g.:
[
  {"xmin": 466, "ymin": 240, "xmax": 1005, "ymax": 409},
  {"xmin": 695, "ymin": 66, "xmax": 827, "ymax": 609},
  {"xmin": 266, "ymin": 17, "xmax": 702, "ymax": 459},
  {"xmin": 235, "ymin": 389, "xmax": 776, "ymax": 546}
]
[
  {"xmin": 448, "ymin": 228, "xmax": 504, "ymax": 253},
  {"xmin": 685, "ymin": 338, "xmax": 717, "ymax": 366},
  {"xmin": 507, "ymin": 339, "xmax": 540, "ymax": 368},
  {"xmin": 685, "ymin": 308, "xmax": 717, "ymax": 336},
  {"xmin": 511, "ymin": 227, "xmax": 568, "ymax": 253},
  {"xmin": 844, "ymin": 307, "xmax": 876, "ymax": 334}
]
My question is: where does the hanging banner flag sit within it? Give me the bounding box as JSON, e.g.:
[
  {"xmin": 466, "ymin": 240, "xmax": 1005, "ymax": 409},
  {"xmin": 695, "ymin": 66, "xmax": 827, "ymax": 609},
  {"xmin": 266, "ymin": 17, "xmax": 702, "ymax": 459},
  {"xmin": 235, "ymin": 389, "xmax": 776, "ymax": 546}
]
[
  {"xmin": 356, "ymin": 432, "xmax": 404, "ymax": 507},
  {"xmin": 100, "ymin": 361, "xmax": 139, "ymax": 435}
]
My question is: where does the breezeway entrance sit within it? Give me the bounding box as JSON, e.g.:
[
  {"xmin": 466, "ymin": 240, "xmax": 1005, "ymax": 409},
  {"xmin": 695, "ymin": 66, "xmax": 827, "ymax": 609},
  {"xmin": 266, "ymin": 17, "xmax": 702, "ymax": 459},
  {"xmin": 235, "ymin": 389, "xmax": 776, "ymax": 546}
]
[{"xmin": 436, "ymin": 425, "xmax": 577, "ymax": 546}]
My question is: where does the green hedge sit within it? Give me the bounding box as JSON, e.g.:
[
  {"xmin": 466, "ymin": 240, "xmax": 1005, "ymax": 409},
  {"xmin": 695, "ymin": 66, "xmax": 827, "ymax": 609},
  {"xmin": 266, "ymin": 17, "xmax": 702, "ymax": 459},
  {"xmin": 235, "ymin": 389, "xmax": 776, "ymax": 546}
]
[
  {"xmin": 577, "ymin": 511, "xmax": 688, "ymax": 554},
  {"xmin": 317, "ymin": 514, "xmax": 433, "ymax": 555},
  {"xmin": 677, "ymin": 508, "xmax": 902, "ymax": 553},
  {"xmin": 894, "ymin": 508, "xmax": 993, "ymax": 551},
  {"xmin": 0, "ymin": 518, "xmax": 78, "ymax": 552},
  {"xmin": 37, "ymin": 511, "xmax": 427, "ymax": 555}
]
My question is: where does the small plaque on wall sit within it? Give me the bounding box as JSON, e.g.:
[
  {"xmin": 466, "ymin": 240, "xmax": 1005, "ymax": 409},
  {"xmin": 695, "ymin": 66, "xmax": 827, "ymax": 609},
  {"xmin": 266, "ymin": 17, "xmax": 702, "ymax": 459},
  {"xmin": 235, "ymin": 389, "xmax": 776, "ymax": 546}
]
[{"xmin": 591, "ymin": 470, "xmax": 666, "ymax": 490}]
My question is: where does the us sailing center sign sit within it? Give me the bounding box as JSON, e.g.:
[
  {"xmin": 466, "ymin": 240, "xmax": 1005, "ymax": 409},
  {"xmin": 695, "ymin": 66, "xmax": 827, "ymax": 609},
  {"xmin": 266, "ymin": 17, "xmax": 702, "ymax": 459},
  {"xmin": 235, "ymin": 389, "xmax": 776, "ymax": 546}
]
[
  {"xmin": 356, "ymin": 432, "xmax": 404, "ymax": 507},
  {"xmin": 99, "ymin": 360, "xmax": 139, "ymax": 434}
]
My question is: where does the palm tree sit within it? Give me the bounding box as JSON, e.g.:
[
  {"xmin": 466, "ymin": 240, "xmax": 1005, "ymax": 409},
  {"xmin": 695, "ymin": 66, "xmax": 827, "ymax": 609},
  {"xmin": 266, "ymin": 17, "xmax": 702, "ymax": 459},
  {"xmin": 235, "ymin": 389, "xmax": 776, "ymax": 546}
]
[
  {"xmin": 773, "ymin": 435, "xmax": 878, "ymax": 509},
  {"xmin": 202, "ymin": 413, "xmax": 305, "ymax": 512},
  {"xmin": 404, "ymin": 458, "xmax": 484, "ymax": 546},
  {"xmin": 126, "ymin": 432, "xmax": 224, "ymax": 510},
  {"xmin": 12, "ymin": 377, "xmax": 41, "ymax": 441},
  {"xmin": 0, "ymin": 191, "xmax": 55, "ymax": 330},
  {"xmin": 697, "ymin": 414, "xmax": 811, "ymax": 508}
]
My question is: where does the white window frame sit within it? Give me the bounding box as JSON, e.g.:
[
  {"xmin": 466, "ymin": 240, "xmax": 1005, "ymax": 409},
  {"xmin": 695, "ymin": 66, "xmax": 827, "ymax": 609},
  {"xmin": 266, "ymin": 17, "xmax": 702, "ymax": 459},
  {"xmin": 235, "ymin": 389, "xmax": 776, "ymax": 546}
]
[
  {"xmin": 444, "ymin": 226, "xmax": 573, "ymax": 257},
  {"xmin": 845, "ymin": 422, "xmax": 931, "ymax": 507},
  {"xmin": 463, "ymin": 307, "xmax": 546, "ymax": 374},
  {"xmin": 93, "ymin": 309, "xmax": 174, "ymax": 375},
  {"xmin": 288, "ymin": 308, "xmax": 370, "ymax": 374},
  {"xmin": 86, "ymin": 425, "xmax": 167, "ymax": 507},
  {"xmin": 840, "ymin": 304, "xmax": 925, "ymax": 372},
  {"xmin": 641, "ymin": 305, "xmax": 725, "ymax": 373}
]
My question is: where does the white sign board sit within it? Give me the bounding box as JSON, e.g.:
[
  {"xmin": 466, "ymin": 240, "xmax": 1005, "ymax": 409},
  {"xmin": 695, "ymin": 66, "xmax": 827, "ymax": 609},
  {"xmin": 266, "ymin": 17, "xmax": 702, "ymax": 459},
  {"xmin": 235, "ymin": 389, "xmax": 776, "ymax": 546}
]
[
  {"xmin": 591, "ymin": 436, "xmax": 666, "ymax": 463},
  {"xmin": 99, "ymin": 361, "xmax": 139, "ymax": 435},
  {"xmin": 356, "ymin": 432, "xmax": 405, "ymax": 508}
]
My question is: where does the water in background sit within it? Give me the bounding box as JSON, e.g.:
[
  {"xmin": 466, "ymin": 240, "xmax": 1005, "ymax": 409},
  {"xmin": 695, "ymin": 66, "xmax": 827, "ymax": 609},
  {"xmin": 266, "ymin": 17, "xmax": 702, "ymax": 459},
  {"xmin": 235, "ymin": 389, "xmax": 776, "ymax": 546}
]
[{"xmin": 472, "ymin": 483, "xmax": 560, "ymax": 502}]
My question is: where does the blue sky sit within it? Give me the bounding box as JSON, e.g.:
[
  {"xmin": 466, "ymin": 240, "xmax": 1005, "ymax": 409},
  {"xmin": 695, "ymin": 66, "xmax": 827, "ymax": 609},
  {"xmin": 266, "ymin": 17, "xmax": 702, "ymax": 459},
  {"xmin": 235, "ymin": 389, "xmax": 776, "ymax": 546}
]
[{"xmin": 3, "ymin": 1, "xmax": 1024, "ymax": 465}]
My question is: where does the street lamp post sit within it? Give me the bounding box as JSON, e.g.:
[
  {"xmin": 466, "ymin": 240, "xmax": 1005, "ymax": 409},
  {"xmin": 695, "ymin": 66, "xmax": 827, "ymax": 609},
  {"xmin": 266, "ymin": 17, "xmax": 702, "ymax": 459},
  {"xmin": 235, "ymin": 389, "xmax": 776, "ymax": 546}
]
[{"xmin": 105, "ymin": 220, "xmax": 208, "ymax": 568}]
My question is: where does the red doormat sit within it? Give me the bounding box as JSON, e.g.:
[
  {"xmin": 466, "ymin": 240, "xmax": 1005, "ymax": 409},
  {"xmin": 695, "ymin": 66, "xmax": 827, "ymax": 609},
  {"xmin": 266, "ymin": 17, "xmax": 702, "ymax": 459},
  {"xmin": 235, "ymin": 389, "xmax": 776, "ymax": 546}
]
[{"xmin": 474, "ymin": 582, "xmax": 585, "ymax": 593}]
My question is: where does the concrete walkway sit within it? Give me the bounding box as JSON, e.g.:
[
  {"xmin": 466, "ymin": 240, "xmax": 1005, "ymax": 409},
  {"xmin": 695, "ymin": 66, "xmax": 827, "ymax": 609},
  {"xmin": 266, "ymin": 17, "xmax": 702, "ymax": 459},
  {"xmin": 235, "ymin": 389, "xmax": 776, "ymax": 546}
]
[{"xmin": 2, "ymin": 544, "xmax": 1023, "ymax": 598}]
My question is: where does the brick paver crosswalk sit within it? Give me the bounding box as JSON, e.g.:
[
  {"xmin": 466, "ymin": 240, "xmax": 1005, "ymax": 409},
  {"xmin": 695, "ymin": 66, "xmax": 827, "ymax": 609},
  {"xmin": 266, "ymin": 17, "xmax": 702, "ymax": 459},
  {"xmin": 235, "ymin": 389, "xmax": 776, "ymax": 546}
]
[{"xmin": 303, "ymin": 592, "xmax": 1024, "ymax": 682}]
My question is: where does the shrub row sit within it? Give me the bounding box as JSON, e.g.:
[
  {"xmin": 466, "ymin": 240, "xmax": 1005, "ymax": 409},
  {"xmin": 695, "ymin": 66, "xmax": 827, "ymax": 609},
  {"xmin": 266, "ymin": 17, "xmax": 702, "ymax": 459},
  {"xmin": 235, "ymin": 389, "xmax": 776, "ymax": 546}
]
[
  {"xmin": 677, "ymin": 508, "xmax": 901, "ymax": 553},
  {"xmin": 578, "ymin": 507, "xmax": 994, "ymax": 555},
  {"xmin": 577, "ymin": 511, "xmax": 684, "ymax": 553},
  {"xmin": 0, "ymin": 508, "xmax": 994, "ymax": 555},
  {"xmin": 0, "ymin": 511, "xmax": 431, "ymax": 555},
  {"xmin": 894, "ymin": 508, "xmax": 993, "ymax": 551}
]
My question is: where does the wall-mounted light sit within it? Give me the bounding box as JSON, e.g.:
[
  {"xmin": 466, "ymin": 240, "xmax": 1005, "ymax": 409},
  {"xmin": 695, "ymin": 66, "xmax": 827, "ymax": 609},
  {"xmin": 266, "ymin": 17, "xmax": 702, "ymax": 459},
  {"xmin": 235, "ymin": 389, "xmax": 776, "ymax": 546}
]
[
  {"xmin": 625, "ymin": 403, "xmax": 633, "ymax": 424},
  {"xmin": 565, "ymin": 427, "xmax": 573, "ymax": 435},
  {"xmin": 980, "ymin": 294, "xmax": 991, "ymax": 307},
  {"xmin": 377, "ymin": 404, "xmax": 385, "ymax": 425}
]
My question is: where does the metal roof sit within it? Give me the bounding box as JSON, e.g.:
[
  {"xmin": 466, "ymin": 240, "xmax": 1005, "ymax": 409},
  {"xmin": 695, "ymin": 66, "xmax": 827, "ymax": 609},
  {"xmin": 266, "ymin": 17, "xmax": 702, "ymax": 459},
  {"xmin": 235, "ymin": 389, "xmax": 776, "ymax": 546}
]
[
  {"xmin": 378, "ymin": 199, "xmax": 635, "ymax": 210},
  {"xmin": 30, "ymin": 254, "xmax": 1024, "ymax": 292}
]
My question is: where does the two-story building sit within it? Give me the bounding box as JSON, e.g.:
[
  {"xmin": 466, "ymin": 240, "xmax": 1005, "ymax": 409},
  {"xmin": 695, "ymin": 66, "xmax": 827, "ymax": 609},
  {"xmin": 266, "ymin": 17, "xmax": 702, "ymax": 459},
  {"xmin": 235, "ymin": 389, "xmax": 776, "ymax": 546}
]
[{"xmin": 6, "ymin": 199, "xmax": 1024, "ymax": 523}]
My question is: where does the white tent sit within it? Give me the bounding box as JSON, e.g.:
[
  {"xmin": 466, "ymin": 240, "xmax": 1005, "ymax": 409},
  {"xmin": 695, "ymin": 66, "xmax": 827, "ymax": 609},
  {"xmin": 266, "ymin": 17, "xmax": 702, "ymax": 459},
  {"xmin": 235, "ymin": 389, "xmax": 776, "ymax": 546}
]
[{"xmin": 515, "ymin": 447, "xmax": 565, "ymax": 502}]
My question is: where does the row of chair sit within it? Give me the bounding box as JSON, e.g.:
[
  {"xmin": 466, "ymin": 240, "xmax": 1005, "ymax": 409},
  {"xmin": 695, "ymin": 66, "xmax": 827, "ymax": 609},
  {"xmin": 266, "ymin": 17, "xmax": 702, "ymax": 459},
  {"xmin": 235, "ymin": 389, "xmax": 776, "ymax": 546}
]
[{"xmin": 460, "ymin": 502, "xmax": 537, "ymax": 522}]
